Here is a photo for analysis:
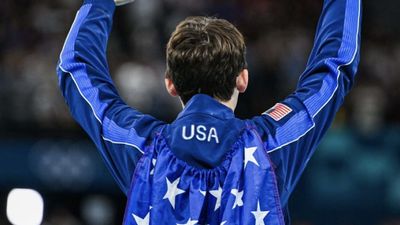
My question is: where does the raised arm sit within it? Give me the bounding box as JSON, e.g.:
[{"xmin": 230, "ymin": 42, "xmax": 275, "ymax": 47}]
[
  {"xmin": 251, "ymin": 0, "xmax": 362, "ymax": 205},
  {"xmin": 57, "ymin": 0, "xmax": 164, "ymax": 194}
]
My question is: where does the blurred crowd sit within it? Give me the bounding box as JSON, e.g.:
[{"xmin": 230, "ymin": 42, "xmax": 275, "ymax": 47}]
[
  {"xmin": 1, "ymin": 0, "xmax": 400, "ymax": 132},
  {"xmin": 1, "ymin": 0, "xmax": 400, "ymax": 224}
]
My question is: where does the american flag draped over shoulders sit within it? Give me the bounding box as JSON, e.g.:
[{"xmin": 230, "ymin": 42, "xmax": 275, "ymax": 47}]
[{"xmin": 124, "ymin": 127, "xmax": 285, "ymax": 225}]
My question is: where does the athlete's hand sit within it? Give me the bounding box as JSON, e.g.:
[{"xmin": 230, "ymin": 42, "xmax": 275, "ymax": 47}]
[{"xmin": 114, "ymin": 0, "xmax": 135, "ymax": 6}]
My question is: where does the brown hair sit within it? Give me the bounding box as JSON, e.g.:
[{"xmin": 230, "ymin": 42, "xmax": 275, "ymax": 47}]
[{"xmin": 166, "ymin": 16, "xmax": 247, "ymax": 104}]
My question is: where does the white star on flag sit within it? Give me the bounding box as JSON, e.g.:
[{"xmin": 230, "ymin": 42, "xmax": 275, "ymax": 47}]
[
  {"xmin": 244, "ymin": 147, "xmax": 260, "ymax": 168},
  {"xmin": 150, "ymin": 159, "xmax": 156, "ymax": 175},
  {"xmin": 163, "ymin": 177, "xmax": 185, "ymax": 209},
  {"xmin": 132, "ymin": 211, "xmax": 150, "ymax": 225},
  {"xmin": 231, "ymin": 189, "xmax": 244, "ymax": 209},
  {"xmin": 199, "ymin": 190, "xmax": 206, "ymax": 196},
  {"xmin": 251, "ymin": 201, "xmax": 269, "ymax": 225},
  {"xmin": 177, "ymin": 218, "xmax": 198, "ymax": 225},
  {"xmin": 210, "ymin": 186, "xmax": 222, "ymax": 211},
  {"xmin": 220, "ymin": 221, "xmax": 227, "ymax": 225}
]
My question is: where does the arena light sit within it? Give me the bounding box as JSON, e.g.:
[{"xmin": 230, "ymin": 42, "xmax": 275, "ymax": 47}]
[{"xmin": 7, "ymin": 188, "xmax": 44, "ymax": 225}]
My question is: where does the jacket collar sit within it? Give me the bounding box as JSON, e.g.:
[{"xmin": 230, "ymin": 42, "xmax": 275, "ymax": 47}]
[{"xmin": 177, "ymin": 94, "xmax": 235, "ymax": 120}]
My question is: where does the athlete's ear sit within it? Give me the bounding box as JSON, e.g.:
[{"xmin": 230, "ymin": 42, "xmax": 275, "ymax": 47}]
[
  {"xmin": 236, "ymin": 69, "xmax": 249, "ymax": 93},
  {"xmin": 165, "ymin": 77, "xmax": 179, "ymax": 97}
]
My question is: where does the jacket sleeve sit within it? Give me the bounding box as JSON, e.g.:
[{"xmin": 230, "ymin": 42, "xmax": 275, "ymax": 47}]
[
  {"xmin": 56, "ymin": 0, "xmax": 164, "ymax": 195},
  {"xmin": 251, "ymin": 0, "xmax": 362, "ymax": 205}
]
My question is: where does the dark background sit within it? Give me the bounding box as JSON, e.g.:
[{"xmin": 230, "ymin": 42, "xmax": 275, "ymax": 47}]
[{"xmin": 1, "ymin": 0, "xmax": 400, "ymax": 224}]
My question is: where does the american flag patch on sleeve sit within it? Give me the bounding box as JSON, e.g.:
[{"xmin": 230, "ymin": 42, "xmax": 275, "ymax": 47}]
[{"xmin": 265, "ymin": 103, "xmax": 293, "ymax": 121}]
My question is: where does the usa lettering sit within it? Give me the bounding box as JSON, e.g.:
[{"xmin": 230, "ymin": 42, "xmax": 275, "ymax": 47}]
[{"xmin": 182, "ymin": 125, "xmax": 219, "ymax": 143}]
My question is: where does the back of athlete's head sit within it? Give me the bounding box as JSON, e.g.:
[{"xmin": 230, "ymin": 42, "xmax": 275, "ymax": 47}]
[{"xmin": 166, "ymin": 16, "xmax": 247, "ymax": 104}]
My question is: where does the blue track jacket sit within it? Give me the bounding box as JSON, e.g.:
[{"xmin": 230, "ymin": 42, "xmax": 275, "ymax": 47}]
[{"xmin": 57, "ymin": 0, "xmax": 362, "ymax": 224}]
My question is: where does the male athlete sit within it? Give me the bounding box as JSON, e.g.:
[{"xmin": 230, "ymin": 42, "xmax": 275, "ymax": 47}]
[{"xmin": 57, "ymin": 0, "xmax": 361, "ymax": 224}]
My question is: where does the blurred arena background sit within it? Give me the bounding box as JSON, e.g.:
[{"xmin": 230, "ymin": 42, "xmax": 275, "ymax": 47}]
[{"xmin": 1, "ymin": 0, "xmax": 400, "ymax": 224}]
